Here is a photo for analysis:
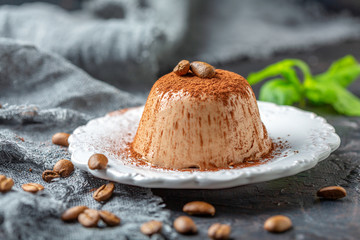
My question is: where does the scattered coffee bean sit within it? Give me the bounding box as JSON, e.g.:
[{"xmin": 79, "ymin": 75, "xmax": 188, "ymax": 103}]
[
  {"xmin": 264, "ymin": 215, "xmax": 292, "ymax": 233},
  {"xmin": 140, "ymin": 220, "xmax": 162, "ymax": 236},
  {"xmin": 93, "ymin": 182, "xmax": 115, "ymax": 202},
  {"xmin": 183, "ymin": 201, "xmax": 215, "ymax": 216},
  {"xmin": 78, "ymin": 209, "xmax": 100, "ymax": 228},
  {"xmin": 42, "ymin": 170, "xmax": 60, "ymax": 182},
  {"xmin": 53, "ymin": 159, "xmax": 74, "ymax": 177},
  {"xmin": 99, "ymin": 210, "xmax": 121, "ymax": 226},
  {"xmin": 88, "ymin": 153, "xmax": 108, "ymax": 170},
  {"xmin": 21, "ymin": 183, "xmax": 44, "ymax": 193},
  {"xmin": 208, "ymin": 223, "xmax": 231, "ymax": 240},
  {"xmin": 173, "ymin": 216, "xmax": 197, "ymax": 235},
  {"xmin": 190, "ymin": 61, "xmax": 216, "ymax": 78},
  {"xmin": 173, "ymin": 60, "xmax": 190, "ymax": 76},
  {"xmin": 317, "ymin": 186, "xmax": 347, "ymax": 200},
  {"xmin": 0, "ymin": 175, "xmax": 14, "ymax": 193},
  {"xmin": 61, "ymin": 206, "xmax": 89, "ymax": 222},
  {"xmin": 52, "ymin": 132, "xmax": 70, "ymax": 147}
]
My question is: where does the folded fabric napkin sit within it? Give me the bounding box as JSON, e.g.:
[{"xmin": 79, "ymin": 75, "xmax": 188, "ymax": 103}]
[{"xmin": 0, "ymin": 39, "xmax": 175, "ymax": 240}]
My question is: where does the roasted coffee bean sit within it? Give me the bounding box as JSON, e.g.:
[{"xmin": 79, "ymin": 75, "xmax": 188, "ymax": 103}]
[
  {"xmin": 52, "ymin": 132, "xmax": 70, "ymax": 147},
  {"xmin": 93, "ymin": 182, "xmax": 115, "ymax": 202},
  {"xmin": 264, "ymin": 215, "xmax": 292, "ymax": 233},
  {"xmin": 173, "ymin": 60, "xmax": 190, "ymax": 76},
  {"xmin": 190, "ymin": 61, "xmax": 216, "ymax": 78},
  {"xmin": 78, "ymin": 209, "xmax": 100, "ymax": 228},
  {"xmin": 183, "ymin": 201, "xmax": 215, "ymax": 216},
  {"xmin": 208, "ymin": 223, "xmax": 231, "ymax": 240},
  {"xmin": 42, "ymin": 170, "xmax": 60, "ymax": 182},
  {"xmin": 21, "ymin": 183, "xmax": 44, "ymax": 193},
  {"xmin": 88, "ymin": 153, "xmax": 108, "ymax": 170},
  {"xmin": 317, "ymin": 186, "xmax": 347, "ymax": 200},
  {"xmin": 173, "ymin": 216, "xmax": 197, "ymax": 235},
  {"xmin": 140, "ymin": 220, "xmax": 162, "ymax": 236},
  {"xmin": 0, "ymin": 175, "xmax": 14, "ymax": 193},
  {"xmin": 99, "ymin": 210, "xmax": 121, "ymax": 226},
  {"xmin": 53, "ymin": 159, "xmax": 74, "ymax": 177},
  {"xmin": 61, "ymin": 206, "xmax": 88, "ymax": 222}
]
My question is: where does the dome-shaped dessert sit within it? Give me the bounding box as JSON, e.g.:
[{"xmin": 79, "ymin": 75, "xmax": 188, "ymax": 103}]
[{"xmin": 131, "ymin": 63, "xmax": 272, "ymax": 170}]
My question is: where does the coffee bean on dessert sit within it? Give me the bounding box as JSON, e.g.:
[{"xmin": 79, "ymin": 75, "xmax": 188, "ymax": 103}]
[
  {"xmin": 61, "ymin": 206, "xmax": 88, "ymax": 222},
  {"xmin": 93, "ymin": 182, "xmax": 115, "ymax": 202},
  {"xmin": 190, "ymin": 61, "xmax": 216, "ymax": 78},
  {"xmin": 21, "ymin": 183, "xmax": 44, "ymax": 193},
  {"xmin": 88, "ymin": 153, "xmax": 108, "ymax": 170},
  {"xmin": 317, "ymin": 186, "xmax": 347, "ymax": 200},
  {"xmin": 173, "ymin": 216, "xmax": 197, "ymax": 235},
  {"xmin": 0, "ymin": 175, "xmax": 14, "ymax": 193},
  {"xmin": 173, "ymin": 60, "xmax": 190, "ymax": 76},
  {"xmin": 42, "ymin": 170, "xmax": 60, "ymax": 182},
  {"xmin": 140, "ymin": 220, "xmax": 162, "ymax": 236},
  {"xmin": 208, "ymin": 223, "xmax": 231, "ymax": 240},
  {"xmin": 53, "ymin": 159, "xmax": 74, "ymax": 177},
  {"xmin": 78, "ymin": 209, "xmax": 100, "ymax": 228},
  {"xmin": 99, "ymin": 210, "xmax": 121, "ymax": 226},
  {"xmin": 183, "ymin": 201, "xmax": 215, "ymax": 216},
  {"xmin": 52, "ymin": 132, "xmax": 70, "ymax": 147},
  {"xmin": 264, "ymin": 215, "xmax": 292, "ymax": 233}
]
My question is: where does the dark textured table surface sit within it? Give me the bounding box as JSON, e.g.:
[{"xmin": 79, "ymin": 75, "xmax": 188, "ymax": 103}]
[{"xmin": 151, "ymin": 40, "xmax": 360, "ymax": 240}]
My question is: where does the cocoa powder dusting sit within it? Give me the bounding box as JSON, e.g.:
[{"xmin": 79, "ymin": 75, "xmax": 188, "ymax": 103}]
[{"xmin": 153, "ymin": 69, "xmax": 251, "ymax": 101}]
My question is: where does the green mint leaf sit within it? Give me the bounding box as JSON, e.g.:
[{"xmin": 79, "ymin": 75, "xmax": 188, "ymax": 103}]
[
  {"xmin": 248, "ymin": 59, "xmax": 310, "ymax": 86},
  {"xmin": 304, "ymin": 79, "xmax": 337, "ymax": 104},
  {"xmin": 304, "ymin": 80, "xmax": 360, "ymax": 116},
  {"xmin": 327, "ymin": 55, "xmax": 358, "ymax": 74},
  {"xmin": 331, "ymin": 86, "xmax": 360, "ymax": 116},
  {"xmin": 259, "ymin": 79, "xmax": 301, "ymax": 105},
  {"xmin": 315, "ymin": 55, "xmax": 360, "ymax": 87}
]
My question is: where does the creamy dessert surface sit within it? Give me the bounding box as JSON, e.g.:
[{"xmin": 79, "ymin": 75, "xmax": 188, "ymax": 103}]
[{"xmin": 131, "ymin": 69, "xmax": 272, "ymax": 170}]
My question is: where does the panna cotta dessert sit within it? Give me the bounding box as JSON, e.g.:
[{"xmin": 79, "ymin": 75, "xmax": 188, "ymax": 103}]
[{"xmin": 131, "ymin": 61, "xmax": 272, "ymax": 170}]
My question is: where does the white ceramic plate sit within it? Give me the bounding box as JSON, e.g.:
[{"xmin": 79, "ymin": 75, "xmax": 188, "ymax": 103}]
[{"xmin": 68, "ymin": 102, "xmax": 340, "ymax": 189}]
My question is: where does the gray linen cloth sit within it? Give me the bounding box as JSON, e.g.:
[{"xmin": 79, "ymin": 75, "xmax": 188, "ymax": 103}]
[
  {"xmin": 0, "ymin": 39, "xmax": 175, "ymax": 240},
  {"xmin": 1, "ymin": 0, "xmax": 360, "ymax": 239}
]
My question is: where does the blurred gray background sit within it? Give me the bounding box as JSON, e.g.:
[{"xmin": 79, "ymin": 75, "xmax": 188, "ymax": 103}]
[{"xmin": 0, "ymin": 0, "xmax": 359, "ymax": 96}]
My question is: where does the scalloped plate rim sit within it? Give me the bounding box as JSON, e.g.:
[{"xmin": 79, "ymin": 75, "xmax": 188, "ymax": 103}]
[{"xmin": 68, "ymin": 101, "xmax": 340, "ymax": 189}]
